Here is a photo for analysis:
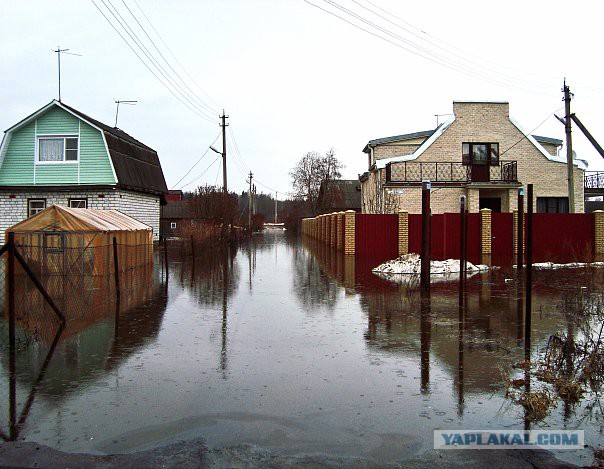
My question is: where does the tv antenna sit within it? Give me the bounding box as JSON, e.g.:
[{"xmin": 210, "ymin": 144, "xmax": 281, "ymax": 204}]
[
  {"xmin": 52, "ymin": 46, "xmax": 81, "ymax": 102},
  {"xmin": 114, "ymin": 100, "xmax": 137, "ymax": 128}
]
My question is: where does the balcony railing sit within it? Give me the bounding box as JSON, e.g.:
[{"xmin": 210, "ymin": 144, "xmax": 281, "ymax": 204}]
[
  {"xmin": 385, "ymin": 161, "xmax": 518, "ymax": 184},
  {"xmin": 584, "ymin": 171, "xmax": 604, "ymax": 192}
]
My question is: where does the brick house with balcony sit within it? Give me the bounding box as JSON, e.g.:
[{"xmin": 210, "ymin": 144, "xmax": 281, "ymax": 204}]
[{"xmin": 360, "ymin": 101, "xmax": 586, "ymax": 214}]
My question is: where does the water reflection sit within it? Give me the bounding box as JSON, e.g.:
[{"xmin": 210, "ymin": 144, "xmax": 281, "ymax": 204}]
[{"xmin": 0, "ymin": 265, "xmax": 166, "ymax": 442}]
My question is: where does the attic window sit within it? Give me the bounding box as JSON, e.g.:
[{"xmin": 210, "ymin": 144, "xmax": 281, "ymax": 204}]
[
  {"xmin": 462, "ymin": 143, "xmax": 499, "ymax": 166},
  {"xmin": 37, "ymin": 136, "xmax": 78, "ymax": 163}
]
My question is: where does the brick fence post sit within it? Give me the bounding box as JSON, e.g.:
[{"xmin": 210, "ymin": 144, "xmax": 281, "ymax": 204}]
[
  {"xmin": 595, "ymin": 210, "xmax": 604, "ymax": 255},
  {"xmin": 336, "ymin": 212, "xmax": 344, "ymax": 251},
  {"xmin": 344, "ymin": 210, "xmax": 356, "ymax": 255},
  {"xmin": 480, "ymin": 208, "xmax": 492, "ymax": 255},
  {"xmin": 330, "ymin": 213, "xmax": 336, "ymax": 247},
  {"xmin": 398, "ymin": 210, "xmax": 408, "ymax": 256}
]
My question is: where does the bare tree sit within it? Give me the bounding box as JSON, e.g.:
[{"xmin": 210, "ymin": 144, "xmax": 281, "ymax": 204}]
[{"xmin": 289, "ymin": 149, "xmax": 343, "ymax": 212}]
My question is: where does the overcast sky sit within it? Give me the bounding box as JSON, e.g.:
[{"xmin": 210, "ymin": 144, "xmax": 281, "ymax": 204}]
[{"xmin": 2, "ymin": 0, "xmax": 603, "ymax": 198}]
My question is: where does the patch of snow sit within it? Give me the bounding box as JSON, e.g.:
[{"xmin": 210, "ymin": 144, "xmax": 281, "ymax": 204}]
[{"xmin": 372, "ymin": 253, "xmax": 489, "ymax": 276}]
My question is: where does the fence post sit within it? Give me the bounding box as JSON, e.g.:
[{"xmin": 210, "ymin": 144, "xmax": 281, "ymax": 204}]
[
  {"xmin": 420, "ymin": 181, "xmax": 431, "ymax": 293},
  {"xmin": 525, "ymin": 184, "xmax": 534, "ymax": 358},
  {"xmin": 517, "ymin": 188, "xmax": 524, "ymax": 270},
  {"xmin": 594, "ymin": 210, "xmax": 604, "ymax": 257},
  {"xmin": 113, "ymin": 237, "xmax": 120, "ymax": 300},
  {"xmin": 336, "ymin": 212, "xmax": 344, "ymax": 251},
  {"xmin": 7, "ymin": 232, "xmax": 16, "ymax": 440},
  {"xmin": 330, "ymin": 213, "xmax": 337, "ymax": 247},
  {"xmin": 480, "ymin": 208, "xmax": 492, "ymax": 255},
  {"xmin": 163, "ymin": 236, "xmax": 169, "ymax": 281},
  {"xmin": 398, "ymin": 210, "xmax": 408, "ymax": 256},
  {"xmin": 459, "ymin": 196, "xmax": 467, "ymax": 311},
  {"xmin": 344, "ymin": 210, "xmax": 356, "ymax": 255}
]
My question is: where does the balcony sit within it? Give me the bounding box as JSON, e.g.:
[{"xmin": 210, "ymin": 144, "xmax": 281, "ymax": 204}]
[
  {"xmin": 584, "ymin": 171, "xmax": 604, "ymax": 195},
  {"xmin": 385, "ymin": 161, "xmax": 518, "ymax": 185}
]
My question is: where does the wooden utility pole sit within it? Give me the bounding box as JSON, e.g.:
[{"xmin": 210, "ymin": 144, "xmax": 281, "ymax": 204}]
[
  {"xmin": 563, "ymin": 81, "xmax": 575, "ymax": 213},
  {"xmin": 220, "ymin": 111, "xmax": 229, "ymax": 193}
]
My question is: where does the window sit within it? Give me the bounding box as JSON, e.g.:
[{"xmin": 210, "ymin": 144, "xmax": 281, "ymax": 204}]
[
  {"xmin": 537, "ymin": 197, "xmax": 569, "ymax": 213},
  {"xmin": 170, "ymin": 222, "xmax": 177, "ymax": 229},
  {"xmin": 28, "ymin": 199, "xmax": 46, "ymax": 217},
  {"xmin": 68, "ymin": 198, "xmax": 87, "ymax": 208},
  {"xmin": 462, "ymin": 143, "xmax": 499, "ymax": 165},
  {"xmin": 37, "ymin": 136, "xmax": 78, "ymax": 162}
]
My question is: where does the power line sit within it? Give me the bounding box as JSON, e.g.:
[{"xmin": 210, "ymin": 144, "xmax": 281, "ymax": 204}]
[
  {"xmin": 131, "ymin": 0, "xmax": 222, "ymax": 112},
  {"xmin": 90, "ymin": 0, "xmax": 218, "ymax": 123},
  {"xmin": 173, "ymin": 132, "xmax": 221, "ymax": 188},
  {"xmin": 179, "ymin": 155, "xmax": 222, "ymax": 189},
  {"xmin": 119, "ymin": 0, "xmax": 220, "ymax": 116},
  {"xmin": 102, "ymin": 0, "xmax": 216, "ymax": 120},
  {"xmin": 304, "ymin": 0, "xmax": 551, "ymax": 93},
  {"xmin": 500, "ymin": 107, "xmax": 564, "ymax": 158}
]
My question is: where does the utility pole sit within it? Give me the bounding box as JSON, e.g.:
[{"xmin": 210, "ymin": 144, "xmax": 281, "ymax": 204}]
[
  {"xmin": 274, "ymin": 192, "xmax": 278, "ymax": 224},
  {"xmin": 252, "ymin": 185, "xmax": 257, "ymax": 215},
  {"xmin": 563, "ymin": 80, "xmax": 575, "ymax": 213},
  {"xmin": 247, "ymin": 172, "xmax": 253, "ymax": 232},
  {"xmin": 220, "ymin": 111, "xmax": 229, "ymax": 194}
]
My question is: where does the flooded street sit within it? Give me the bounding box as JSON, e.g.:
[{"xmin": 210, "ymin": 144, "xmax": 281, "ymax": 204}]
[{"xmin": 1, "ymin": 230, "xmax": 603, "ymax": 466}]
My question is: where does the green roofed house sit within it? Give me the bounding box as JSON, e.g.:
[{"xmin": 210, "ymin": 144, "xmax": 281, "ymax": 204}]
[{"xmin": 0, "ymin": 100, "xmax": 168, "ymax": 243}]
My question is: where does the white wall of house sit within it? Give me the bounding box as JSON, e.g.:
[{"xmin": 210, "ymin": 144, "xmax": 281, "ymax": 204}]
[{"xmin": 0, "ymin": 188, "xmax": 161, "ymax": 244}]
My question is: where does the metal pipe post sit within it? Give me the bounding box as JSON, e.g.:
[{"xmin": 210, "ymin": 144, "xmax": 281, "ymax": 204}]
[
  {"xmin": 525, "ymin": 184, "xmax": 533, "ymax": 357},
  {"xmin": 420, "ymin": 181, "xmax": 431, "ymax": 293},
  {"xmin": 517, "ymin": 188, "xmax": 524, "ymax": 270}
]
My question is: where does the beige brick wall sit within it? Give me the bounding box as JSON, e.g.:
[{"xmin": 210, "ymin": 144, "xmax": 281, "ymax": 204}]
[
  {"xmin": 362, "ymin": 102, "xmax": 585, "ymax": 214},
  {"xmin": 344, "ymin": 210, "xmax": 356, "ymax": 255}
]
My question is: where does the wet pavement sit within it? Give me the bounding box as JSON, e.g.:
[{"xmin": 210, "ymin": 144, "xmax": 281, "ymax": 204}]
[{"xmin": 0, "ymin": 230, "xmax": 602, "ymax": 467}]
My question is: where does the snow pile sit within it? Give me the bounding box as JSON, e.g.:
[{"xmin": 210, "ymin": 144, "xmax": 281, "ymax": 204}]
[{"xmin": 372, "ymin": 253, "xmax": 489, "ymax": 275}]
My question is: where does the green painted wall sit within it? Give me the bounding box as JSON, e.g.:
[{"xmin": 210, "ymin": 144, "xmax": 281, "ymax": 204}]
[{"xmin": 0, "ymin": 105, "xmax": 117, "ymax": 186}]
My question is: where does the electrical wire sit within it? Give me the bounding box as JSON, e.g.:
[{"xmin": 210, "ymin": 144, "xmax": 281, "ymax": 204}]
[
  {"xmin": 131, "ymin": 0, "xmax": 222, "ymax": 112},
  {"xmin": 173, "ymin": 132, "xmax": 221, "ymax": 188},
  {"xmin": 500, "ymin": 107, "xmax": 564, "ymax": 158},
  {"xmin": 179, "ymin": 155, "xmax": 222, "ymax": 189},
  {"xmin": 103, "ymin": 0, "xmax": 216, "ymax": 120},
  {"xmin": 120, "ymin": 0, "xmax": 220, "ymax": 116},
  {"xmin": 90, "ymin": 0, "xmax": 218, "ymax": 123},
  {"xmin": 304, "ymin": 0, "xmax": 552, "ymax": 93}
]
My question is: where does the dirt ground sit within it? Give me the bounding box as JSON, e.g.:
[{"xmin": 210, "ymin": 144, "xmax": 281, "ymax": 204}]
[{"xmin": 0, "ymin": 438, "xmax": 578, "ymax": 468}]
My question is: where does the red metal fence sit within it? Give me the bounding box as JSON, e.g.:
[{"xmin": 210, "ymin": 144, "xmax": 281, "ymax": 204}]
[
  {"xmin": 355, "ymin": 214, "xmax": 398, "ymax": 260},
  {"xmin": 531, "ymin": 213, "xmax": 594, "ymax": 263}
]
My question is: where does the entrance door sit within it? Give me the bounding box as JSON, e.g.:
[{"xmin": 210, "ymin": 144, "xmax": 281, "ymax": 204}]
[{"xmin": 479, "ymin": 197, "xmax": 501, "ymax": 212}]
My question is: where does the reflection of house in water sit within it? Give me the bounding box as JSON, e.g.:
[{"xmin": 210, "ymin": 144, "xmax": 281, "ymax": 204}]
[{"xmin": 0, "ymin": 265, "xmax": 166, "ymax": 438}]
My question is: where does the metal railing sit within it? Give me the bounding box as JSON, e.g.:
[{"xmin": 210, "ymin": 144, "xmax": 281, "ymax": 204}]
[
  {"xmin": 386, "ymin": 161, "xmax": 518, "ymax": 184},
  {"xmin": 584, "ymin": 171, "xmax": 604, "ymax": 191}
]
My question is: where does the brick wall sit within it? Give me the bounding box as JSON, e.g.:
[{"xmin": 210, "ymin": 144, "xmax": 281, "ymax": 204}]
[{"xmin": 0, "ymin": 188, "xmax": 161, "ymax": 243}]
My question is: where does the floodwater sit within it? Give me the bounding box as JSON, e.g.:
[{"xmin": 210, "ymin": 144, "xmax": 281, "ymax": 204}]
[{"xmin": 0, "ymin": 230, "xmax": 602, "ymax": 466}]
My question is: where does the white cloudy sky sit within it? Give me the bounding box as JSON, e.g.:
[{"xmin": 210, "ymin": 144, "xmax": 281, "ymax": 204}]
[{"xmin": 1, "ymin": 0, "xmax": 603, "ymax": 198}]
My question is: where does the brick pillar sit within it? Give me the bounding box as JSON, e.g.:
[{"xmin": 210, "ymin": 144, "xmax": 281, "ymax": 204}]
[
  {"xmin": 480, "ymin": 208, "xmax": 492, "ymax": 255},
  {"xmin": 330, "ymin": 213, "xmax": 336, "ymax": 247},
  {"xmin": 595, "ymin": 210, "xmax": 604, "ymax": 255},
  {"xmin": 336, "ymin": 212, "xmax": 343, "ymax": 250},
  {"xmin": 320, "ymin": 215, "xmax": 325, "ymax": 242},
  {"xmin": 398, "ymin": 210, "xmax": 408, "ymax": 256},
  {"xmin": 344, "ymin": 210, "xmax": 356, "ymax": 255}
]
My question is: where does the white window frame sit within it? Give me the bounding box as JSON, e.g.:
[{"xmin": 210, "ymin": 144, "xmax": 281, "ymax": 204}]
[
  {"xmin": 36, "ymin": 135, "xmax": 79, "ymax": 164},
  {"xmin": 170, "ymin": 222, "xmax": 177, "ymax": 229},
  {"xmin": 28, "ymin": 199, "xmax": 46, "ymax": 217},
  {"xmin": 68, "ymin": 198, "xmax": 87, "ymax": 208}
]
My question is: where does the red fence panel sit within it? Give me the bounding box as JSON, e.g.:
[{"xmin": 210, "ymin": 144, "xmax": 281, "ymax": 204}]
[
  {"xmin": 466, "ymin": 213, "xmax": 481, "ymax": 259},
  {"xmin": 491, "ymin": 212, "xmax": 513, "ymax": 256},
  {"xmin": 531, "ymin": 213, "xmax": 594, "ymax": 263},
  {"xmin": 355, "ymin": 214, "xmax": 398, "ymax": 260},
  {"xmin": 409, "ymin": 214, "xmax": 422, "ymax": 254}
]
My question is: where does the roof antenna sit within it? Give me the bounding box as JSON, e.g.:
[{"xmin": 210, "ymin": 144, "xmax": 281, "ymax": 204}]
[
  {"xmin": 52, "ymin": 46, "xmax": 81, "ymax": 102},
  {"xmin": 114, "ymin": 100, "xmax": 137, "ymax": 128}
]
